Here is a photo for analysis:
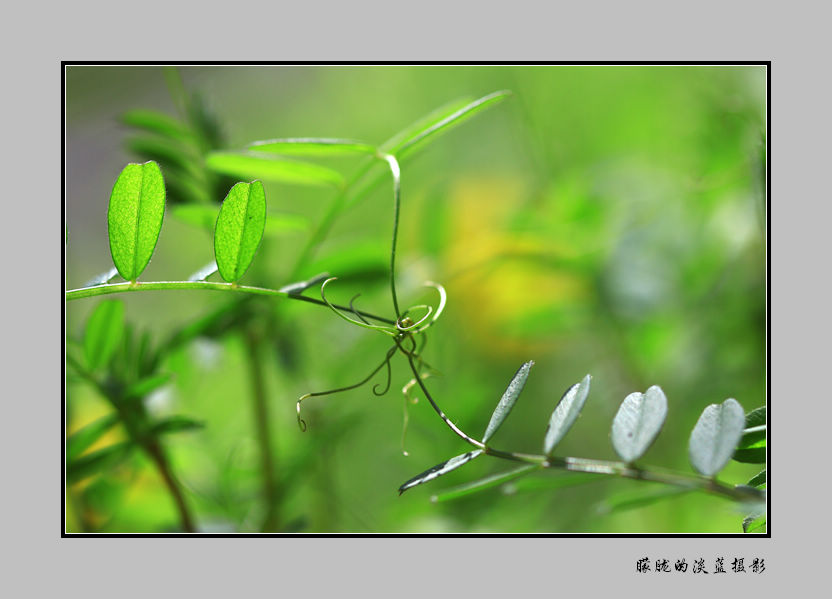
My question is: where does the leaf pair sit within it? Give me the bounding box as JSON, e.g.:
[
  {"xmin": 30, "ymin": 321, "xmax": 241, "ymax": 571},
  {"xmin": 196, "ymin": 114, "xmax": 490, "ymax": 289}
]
[{"xmin": 107, "ymin": 161, "xmax": 267, "ymax": 285}]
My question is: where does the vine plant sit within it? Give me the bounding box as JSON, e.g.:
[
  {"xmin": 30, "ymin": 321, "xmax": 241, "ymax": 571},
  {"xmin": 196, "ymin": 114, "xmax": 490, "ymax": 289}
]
[{"xmin": 66, "ymin": 82, "xmax": 766, "ymax": 533}]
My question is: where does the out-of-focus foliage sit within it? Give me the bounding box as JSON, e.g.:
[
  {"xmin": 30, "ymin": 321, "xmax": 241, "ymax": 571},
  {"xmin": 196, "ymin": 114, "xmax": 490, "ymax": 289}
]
[{"xmin": 66, "ymin": 65, "xmax": 765, "ymax": 533}]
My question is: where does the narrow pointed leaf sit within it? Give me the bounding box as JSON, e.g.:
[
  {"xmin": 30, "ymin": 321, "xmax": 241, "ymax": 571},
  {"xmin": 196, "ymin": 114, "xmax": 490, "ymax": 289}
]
[
  {"xmin": 126, "ymin": 137, "xmax": 201, "ymax": 179},
  {"xmin": 125, "ymin": 373, "xmax": 174, "ymax": 399},
  {"xmin": 67, "ymin": 414, "xmax": 120, "ymax": 461},
  {"xmin": 597, "ymin": 486, "xmax": 691, "ymax": 515},
  {"xmin": 66, "ymin": 442, "xmax": 133, "ymax": 484},
  {"xmin": 744, "ymin": 406, "xmax": 766, "ymax": 428},
  {"xmin": 482, "ymin": 361, "xmax": 534, "ymax": 443},
  {"xmin": 430, "ymin": 464, "xmax": 537, "ymax": 503},
  {"xmin": 688, "ymin": 398, "xmax": 746, "ymax": 476},
  {"xmin": 398, "ymin": 450, "xmax": 483, "ymax": 495},
  {"xmin": 205, "ymin": 151, "xmax": 343, "ymax": 187},
  {"xmin": 747, "ymin": 470, "xmax": 766, "ymax": 489},
  {"xmin": 743, "ymin": 513, "xmax": 766, "ymax": 533},
  {"xmin": 611, "ymin": 385, "xmax": 668, "ymax": 463},
  {"xmin": 83, "ymin": 300, "xmax": 125, "ymax": 371},
  {"xmin": 122, "ymin": 109, "xmax": 192, "ymax": 142},
  {"xmin": 150, "ymin": 415, "xmax": 205, "ymax": 436},
  {"xmin": 248, "ymin": 137, "xmax": 376, "ymax": 156},
  {"xmin": 380, "ymin": 98, "xmax": 474, "ymax": 153},
  {"xmin": 733, "ymin": 422, "xmax": 766, "ymax": 464},
  {"xmin": 384, "ymin": 90, "xmax": 512, "ymax": 159},
  {"xmin": 543, "ymin": 375, "xmax": 592, "ymax": 455},
  {"xmin": 107, "ymin": 161, "xmax": 166, "ymax": 281},
  {"xmin": 214, "ymin": 181, "xmax": 267, "ymax": 283}
]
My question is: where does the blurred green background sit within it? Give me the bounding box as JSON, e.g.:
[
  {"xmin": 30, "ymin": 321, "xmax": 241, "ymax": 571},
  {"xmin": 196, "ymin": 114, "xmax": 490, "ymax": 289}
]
[{"xmin": 65, "ymin": 65, "xmax": 766, "ymax": 533}]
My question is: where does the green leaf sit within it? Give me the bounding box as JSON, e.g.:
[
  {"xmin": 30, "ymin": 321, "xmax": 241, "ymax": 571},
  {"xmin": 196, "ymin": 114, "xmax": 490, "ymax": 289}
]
[
  {"xmin": 610, "ymin": 386, "xmax": 668, "ymax": 463},
  {"xmin": 66, "ymin": 442, "xmax": 132, "ymax": 484},
  {"xmin": 747, "ymin": 470, "xmax": 766, "ymax": 488},
  {"xmin": 126, "ymin": 137, "xmax": 202, "ymax": 179},
  {"xmin": 122, "ymin": 109, "xmax": 192, "ymax": 142},
  {"xmin": 205, "ymin": 151, "xmax": 344, "ymax": 187},
  {"xmin": 543, "ymin": 375, "xmax": 592, "ymax": 455},
  {"xmin": 388, "ymin": 90, "xmax": 511, "ymax": 159},
  {"xmin": 733, "ymin": 422, "xmax": 766, "ymax": 464},
  {"xmin": 430, "ymin": 464, "xmax": 538, "ymax": 503},
  {"xmin": 743, "ymin": 513, "xmax": 766, "ymax": 533},
  {"xmin": 737, "ymin": 424, "xmax": 766, "ymax": 448},
  {"xmin": 688, "ymin": 398, "xmax": 746, "ymax": 476},
  {"xmin": 248, "ymin": 138, "xmax": 376, "ymax": 156},
  {"xmin": 398, "ymin": 450, "xmax": 484, "ymax": 495},
  {"xmin": 732, "ymin": 443, "xmax": 766, "ymax": 464},
  {"xmin": 83, "ymin": 300, "xmax": 125, "ymax": 371},
  {"xmin": 67, "ymin": 414, "xmax": 120, "ymax": 461},
  {"xmin": 597, "ymin": 486, "xmax": 691, "ymax": 515},
  {"xmin": 150, "ymin": 415, "xmax": 205, "ymax": 435},
  {"xmin": 214, "ymin": 181, "xmax": 267, "ymax": 283},
  {"xmin": 502, "ymin": 472, "xmax": 603, "ymax": 495},
  {"xmin": 482, "ymin": 361, "xmax": 534, "ymax": 443},
  {"xmin": 125, "ymin": 373, "xmax": 174, "ymax": 399},
  {"xmin": 171, "ymin": 204, "xmax": 307, "ymax": 236},
  {"xmin": 107, "ymin": 161, "xmax": 166, "ymax": 281},
  {"xmin": 745, "ymin": 406, "xmax": 766, "ymax": 428}
]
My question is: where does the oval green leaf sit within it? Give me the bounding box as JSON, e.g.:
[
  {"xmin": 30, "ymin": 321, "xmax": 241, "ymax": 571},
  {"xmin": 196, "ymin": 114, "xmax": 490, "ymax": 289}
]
[
  {"xmin": 543, "ymin": 375, "xmax": 591, "ymax": 455},
  {"xmin": 482, "ymin": 361, "xmax": 534, "ymax": 443},
  {"xmin": 83, "ymin": 299, "xmax": 125, "ymax": 371},
  {"xmin": 107, "ymin": 161, "xmax": 166, "ymax": 281},
  {"xmin": 214, "ymin": 181, "xmax": 267, "ymax": 283},
  {"xmin": 398, "ymin": 450, "xmax": 483, "ymax": 495},
  {"xmin": 205, "ymin": 151, "xmax": 344, "ymax": 187},
  {"xmin": 611, "ymin": 385, "xmax": 668, "ymax": 463},
  {"xmin": 688, "ymin": 397, "xmax": 746, "ymax": 476},
  {"xmin": 248, "ymin": 138, "xmax": 376, "ymax": 156}
]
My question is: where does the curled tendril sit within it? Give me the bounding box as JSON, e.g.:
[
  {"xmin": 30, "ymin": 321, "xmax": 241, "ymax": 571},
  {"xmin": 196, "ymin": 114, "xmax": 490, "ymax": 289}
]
[
  {"xmin": 320, "ymin": 278, "xmax": 397, "ymax": 336},
  {"xmin": 349, "ymin": 294, "xmax": 372, "ymax": 325},
  {"xmin": 373, "ymin": 347, "xmax": 395, "ymax": 396},
  {"xmin": 296, "ymin": 344, "xmax": 398, "ymax": 431},
  {"xmin": 417, "ymin": 281, "xmax": 446, "ymax": 332},
  {"xmin": 397, "ymin": 304, "xmax": 433, "ymax": 332}
]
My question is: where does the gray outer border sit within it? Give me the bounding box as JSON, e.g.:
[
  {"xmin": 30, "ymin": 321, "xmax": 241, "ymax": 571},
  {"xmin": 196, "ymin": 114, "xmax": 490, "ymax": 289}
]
[{"xmin": 8, "ymin": 0, "xmax": 820, "ymax": 594}]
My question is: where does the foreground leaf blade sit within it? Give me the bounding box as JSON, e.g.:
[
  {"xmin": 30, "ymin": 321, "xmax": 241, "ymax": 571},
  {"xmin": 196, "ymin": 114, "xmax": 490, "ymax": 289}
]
[
  {"xmin": 398, "ymin": 450, "xmax": 483, "ymax": 495},
  {"xmin": 122, "ymin": 109, "xmax": 192, "ymax": 142},
  {"xmin": 688, "ymin": 398, "xmax": 746, "ymax": 476},
  {"xmin": 107, "ymin": 161, "xmax": 166, "ymax": 281},
  {"xmin": 205, "ymin": 151, "xmax": 343, "ymax": 187},
  {"xmin": 611, "ymin": 386, "xmax": 668, "ymax": 463},
  {"xmin": 151, "ymin": 415, "xmax": 205, "ymax": 436},
  {"xmin": 248, "ymin": 137, "xmax": 376, "ymax": 156},
  {"xmin": 214, "ymin": 181, "xmax": 267, "ymax": 283},
  {"xmin": 543, "ymin": 375, "xmax": 592, "ymax": 455},
  {"xmin": 83, "ymin": 300, "xmax": 125, "ymax": 371},
  {"xmin": 66, "ymin": 442, "xmax": 132, "ymax": 484},
  {"xmin": 482, "ymin": 361, "xmax": 534, "ymax": 443},
  {"xmin": 386, "ymin": 90, "xmax": 511, "ymax": 159},
  {"xmin": 431, "ymin": 464, "xmax": 538, "ymax": 503},
  {"xmin": 67, "ymin": 414, "xmax": 120, "ymax": 461}
]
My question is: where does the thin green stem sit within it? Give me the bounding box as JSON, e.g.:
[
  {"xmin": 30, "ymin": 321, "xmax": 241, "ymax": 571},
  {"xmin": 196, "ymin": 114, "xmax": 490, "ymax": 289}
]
[
  {"xmin": 65, "ymin": 281, "xmax": 396, "ymax": 326},
  {"xmin": 244, "ymin": 330, "xmax": 281, "ymax": 532},
  {"xmin": 381, "ymin": 154, "xmax": 402, "ymax": 320}
]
